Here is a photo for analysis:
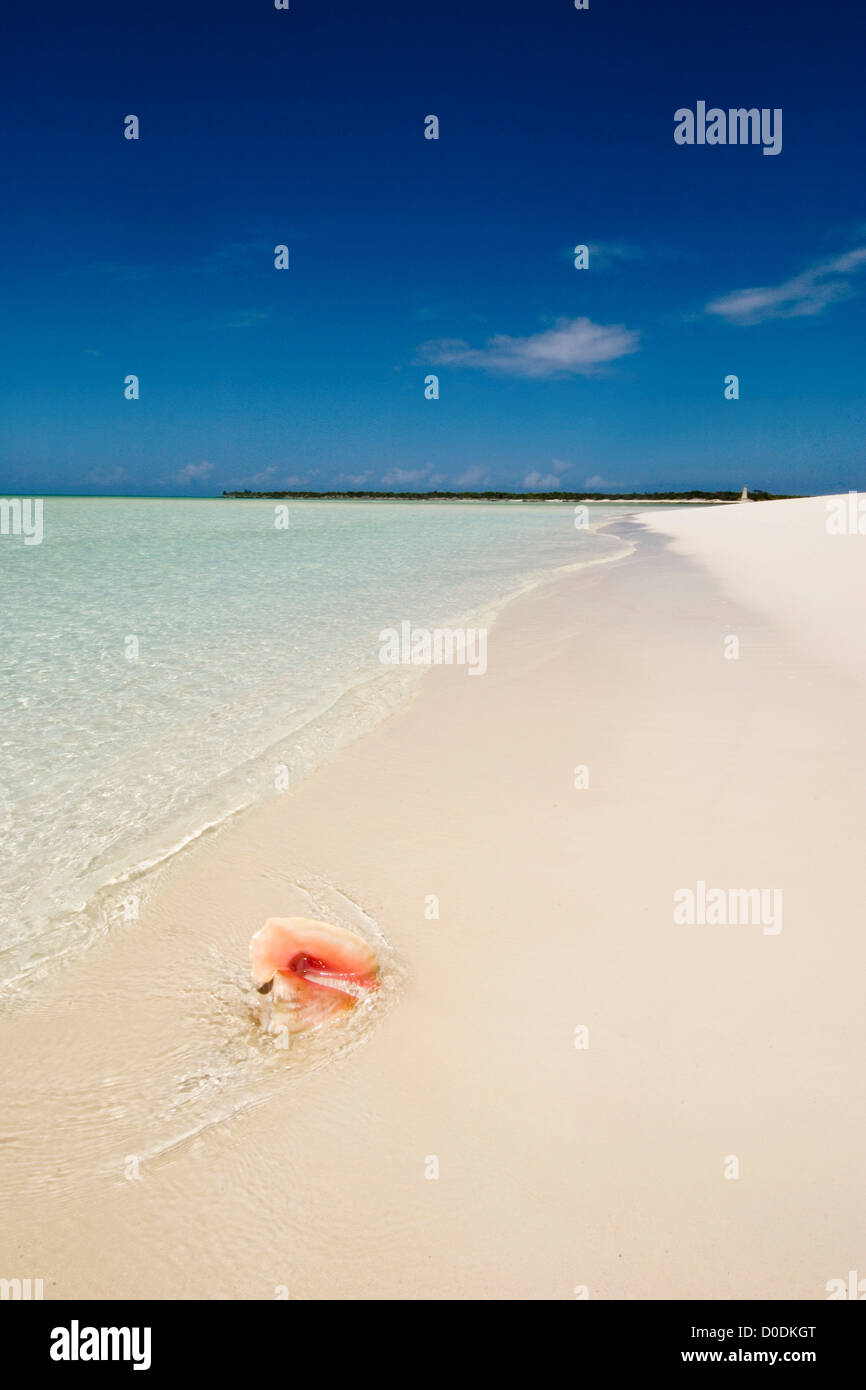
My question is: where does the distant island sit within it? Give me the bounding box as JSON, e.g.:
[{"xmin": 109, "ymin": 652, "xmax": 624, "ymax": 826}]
[{"xmin": 221, "ymin": 488, "xmax": 794, "ymax": 503}]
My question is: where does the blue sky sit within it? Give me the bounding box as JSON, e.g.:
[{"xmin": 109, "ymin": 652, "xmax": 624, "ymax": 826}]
[{"xmin": 1, "ymin": 0, "xmax": 864, "ymax": 496}]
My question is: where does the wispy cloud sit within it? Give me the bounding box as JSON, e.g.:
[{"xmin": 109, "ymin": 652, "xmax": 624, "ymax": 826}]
[
  {"xmin": 706, "ymin": 247, "xmax": 866, "ymax": 324},
  {"xmin": 454, "ymin": 465, "xmax": 490, "ymax": 488},
  {"xmin": 87, "ymin": 465, "xmax": 125, "ymax": 485},
  {"xmin": 379, "ymin": 466, "xmax": 448, "ymax": 489},
  {"xmin": 335, "ymin": 471, "xmax": 372, "ymax": 487},
  {"xmin": 214, "ymin": 309, "xmax": 272, "ymax": 329},
  {"xmin": 192, "ymin": 240, "xmax": 263, "ymax": 274},
  {"xmin": 522, "ymin": 460, "xmax": 573, "ymax": 490},
  {"xmin": 524, "ymin": 470, "xmax": 563, "ymax": 490},
  {"xmin": 177, "ymin": 460, "xmax": 214, "ymax": 484},
  {"xmin": 583, "ymin": 473, "xmax": 620, "ymax": 489},
  {"xmin": 82, "ymin": 236, "xmax": 298, "ymax": 285},
  {"xmin": 381, "ymin": 467, "xmax": 433, "ymax": 487},
  {"xmin": 419, "ymin": 316, "xmax": 640, "ymax": 378},
  {"xmin": 585, "ymin": 240, "xmax": 646, "ymax": 269},
  {"xmin": 246, "ymin": 466, "xmax": 277, "ymax": 486},
  {"xmin": 561, "ymin": 239, "xmax": 679, "ymax": 271}
]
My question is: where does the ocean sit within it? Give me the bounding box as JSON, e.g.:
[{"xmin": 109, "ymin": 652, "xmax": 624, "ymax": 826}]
[{"xmin": 0, "ymin": 496, "xmax": 626, "ymax": 989}]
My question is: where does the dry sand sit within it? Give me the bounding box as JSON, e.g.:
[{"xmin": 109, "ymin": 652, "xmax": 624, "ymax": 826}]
[{"xmin": 1, "ymin": 497, "xmax": 864, "ymax": 1299}]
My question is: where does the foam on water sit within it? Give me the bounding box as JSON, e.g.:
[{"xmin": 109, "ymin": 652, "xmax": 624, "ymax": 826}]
[{"xmin": 0, "ymin": 869, "xmax": 404, "ymax": 1195}]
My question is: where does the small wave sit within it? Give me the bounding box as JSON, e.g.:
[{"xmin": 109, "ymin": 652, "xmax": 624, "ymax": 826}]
[{"xmin": 0, "ymin": 503, "xmax": 631, "ymax": 998}]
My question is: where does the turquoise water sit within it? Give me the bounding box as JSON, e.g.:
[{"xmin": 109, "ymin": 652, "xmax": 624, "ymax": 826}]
[{"xmin": 0, "ymin": 497, "xmax": 625, "ymax": 985}]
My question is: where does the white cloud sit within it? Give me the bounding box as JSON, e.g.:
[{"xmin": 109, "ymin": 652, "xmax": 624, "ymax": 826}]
[
  {"xmin": 454, "ymin": 465, "xmax": 489, "ymax": 488},
  {"xmin": 335, "ymin": 472, "xmax": 372, "ymax": 487},
  {"xmin": 583, "ymin": 474, "xmax": 619, "ymax": 489},
  {"xmin": 524, "ymin": 470, "xmax": 562, "ymax": 490},
  {"xmin": 247, "ymin": 466, "xmax": 277, "ymax": 485},
  {"xmin": 523, "ymin": 460, "xmax": 572, "ymax": 490},
  {"xmin": 177, "ymin": 460, "xmax": 214, "ymax": 484},
  {"xmin": 420, "ymin": 316, "xmax": 640, "ymax": 378},
  {"xmin": 564, "ymin": 240, "xmax": 677, "ymax": 271},
  {"xmin": 706, "ymin": 247, "xmax": 866, "ymax": 324},
  {"xmin": 380, "ymin": 467, "xmax": 431, "ymax": 487}
]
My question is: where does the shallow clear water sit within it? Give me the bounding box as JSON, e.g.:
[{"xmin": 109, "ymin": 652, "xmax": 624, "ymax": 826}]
[{"xmin": 0, "ymin": 497, "xmax": 624, "ymax": 986}]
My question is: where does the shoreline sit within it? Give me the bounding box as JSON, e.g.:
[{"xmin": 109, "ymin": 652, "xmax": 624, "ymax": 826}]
[
  {"xmin": 0, "ymin": 511, "xmax": 633, "ymax": 1004},
  {"xmin": 2, "ymin": 500, "xmax": 864, "ymax": 1298}
]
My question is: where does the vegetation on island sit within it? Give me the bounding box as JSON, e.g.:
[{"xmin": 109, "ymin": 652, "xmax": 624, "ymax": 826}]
[{"xmin": 221, "ymin": 488, "xmax": 794, "ymax": 502}]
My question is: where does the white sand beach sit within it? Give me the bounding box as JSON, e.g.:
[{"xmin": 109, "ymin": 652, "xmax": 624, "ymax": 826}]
[{"xmin": 2, "ymin": 496, "xmax": 864, "ymax": 1300}]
